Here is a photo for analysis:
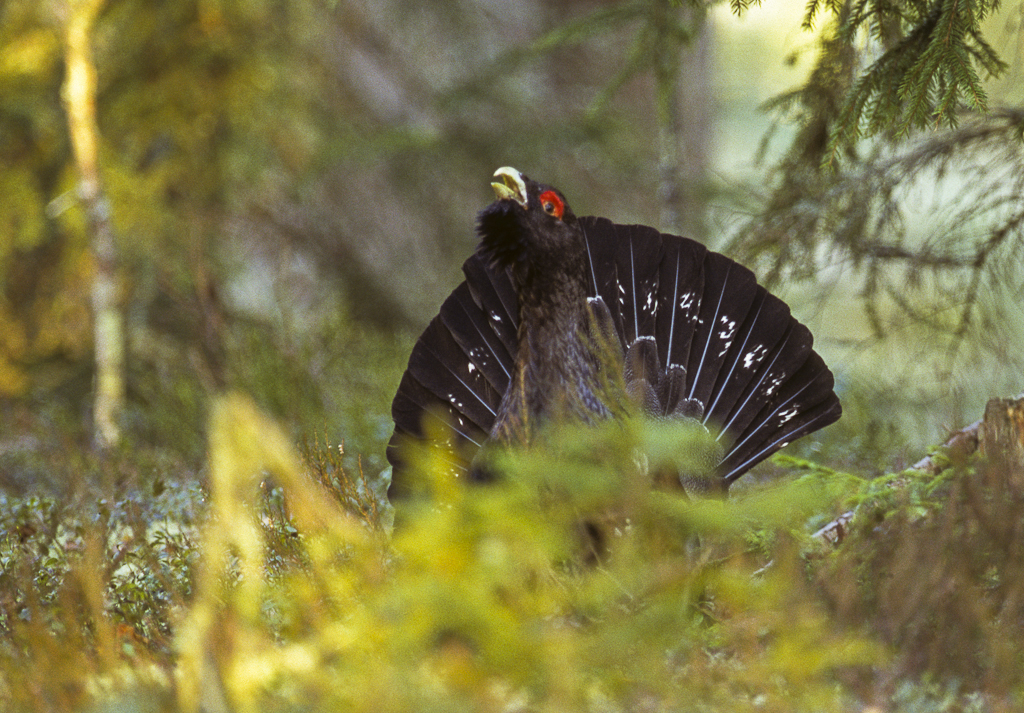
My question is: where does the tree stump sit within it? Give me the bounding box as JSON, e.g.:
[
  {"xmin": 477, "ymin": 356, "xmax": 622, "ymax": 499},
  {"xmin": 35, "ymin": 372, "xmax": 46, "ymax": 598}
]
[
  {"xmin": 814, "ymin": 393, "xmax": 1024, "ymax": 546},
  {"xmin": 980, "ymin": 395, "xmax": 1024, "ymax": 488}
]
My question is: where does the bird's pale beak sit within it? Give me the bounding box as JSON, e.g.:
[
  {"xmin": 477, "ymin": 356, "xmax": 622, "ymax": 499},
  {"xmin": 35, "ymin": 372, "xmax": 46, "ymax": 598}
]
[{"xmin": 491, "ymin": 167, "xmax": 527, "ymax": 208}]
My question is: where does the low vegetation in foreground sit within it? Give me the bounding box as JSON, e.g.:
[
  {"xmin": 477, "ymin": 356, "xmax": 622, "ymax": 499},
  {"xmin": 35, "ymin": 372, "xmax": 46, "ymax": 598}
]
[{"xmin": 2, "ymin": 394, "xmax": 1023, "ymax": 712}]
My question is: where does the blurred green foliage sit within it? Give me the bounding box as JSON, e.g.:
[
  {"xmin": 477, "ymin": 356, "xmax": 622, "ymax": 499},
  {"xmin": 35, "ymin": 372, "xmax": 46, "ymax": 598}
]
[
  {"xmin": 0, "ymin": 0, "xmax": 719, "ymax": 481},
  {"xmin": 1, "ymin": 0, "xmax": 426, "ymax": 476},
  {"xmin": 6, "ymin": 394, "xmax": 1024, "ymax": 711}
]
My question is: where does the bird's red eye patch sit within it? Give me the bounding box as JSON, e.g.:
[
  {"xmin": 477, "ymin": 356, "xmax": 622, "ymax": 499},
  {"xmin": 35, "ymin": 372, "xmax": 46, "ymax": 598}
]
[{"xmin": 538, "ymin": 190, "xmax": 564, "ymax": 220}]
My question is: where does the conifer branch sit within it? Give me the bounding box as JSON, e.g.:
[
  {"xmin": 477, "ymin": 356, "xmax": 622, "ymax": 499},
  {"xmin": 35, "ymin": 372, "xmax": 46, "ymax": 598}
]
[{"xmin": 819, "ymin": 0, "xmax": 1008, "ymax": 166}]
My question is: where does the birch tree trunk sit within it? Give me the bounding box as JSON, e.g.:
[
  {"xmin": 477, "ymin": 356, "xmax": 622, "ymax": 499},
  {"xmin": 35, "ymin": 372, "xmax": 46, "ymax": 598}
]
[{"xmin": 63, "ymin": 0, "xmax": 122, "ymax": 449}]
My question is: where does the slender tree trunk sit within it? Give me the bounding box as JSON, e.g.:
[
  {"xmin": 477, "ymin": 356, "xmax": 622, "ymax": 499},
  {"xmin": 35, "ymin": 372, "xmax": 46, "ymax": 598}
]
[
  {"xmin": 655, "ymin": 3, "xmax": 711, "ymax": 242},
  {"xmin": 63, "ymin": 0, "xmax": 122, "ymax": 449}
]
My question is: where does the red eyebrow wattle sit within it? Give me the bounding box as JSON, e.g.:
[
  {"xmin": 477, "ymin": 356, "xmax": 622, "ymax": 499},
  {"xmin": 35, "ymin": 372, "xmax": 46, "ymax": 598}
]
[{"xmin": 538, "ymin": 190, "xmax": 564, "ymax": 219}]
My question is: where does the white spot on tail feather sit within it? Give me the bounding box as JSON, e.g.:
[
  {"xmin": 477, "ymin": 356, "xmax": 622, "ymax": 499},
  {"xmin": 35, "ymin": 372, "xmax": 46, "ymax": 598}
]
[{"xmin": 743, "ymin": 344, "xmax": 768, "ymax": 369}]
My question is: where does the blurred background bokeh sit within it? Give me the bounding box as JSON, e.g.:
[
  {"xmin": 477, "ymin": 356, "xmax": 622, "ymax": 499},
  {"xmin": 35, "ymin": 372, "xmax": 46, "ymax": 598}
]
[{"xmin": 2, "ymin": 0, "xmax": 1023, "ymax": 495}]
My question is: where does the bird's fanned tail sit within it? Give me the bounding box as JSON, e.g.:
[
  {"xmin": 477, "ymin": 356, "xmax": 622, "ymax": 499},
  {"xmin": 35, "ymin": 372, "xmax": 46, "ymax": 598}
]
[{"xmin": 578, "ymin": 217, "xmax": 840, "ymax": 482}]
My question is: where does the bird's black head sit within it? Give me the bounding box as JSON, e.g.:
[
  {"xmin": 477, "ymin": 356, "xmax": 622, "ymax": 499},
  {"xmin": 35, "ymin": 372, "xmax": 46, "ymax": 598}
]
[{"xmin": 476, "ymin": 167, "xmax": 582, "ymax": 275}]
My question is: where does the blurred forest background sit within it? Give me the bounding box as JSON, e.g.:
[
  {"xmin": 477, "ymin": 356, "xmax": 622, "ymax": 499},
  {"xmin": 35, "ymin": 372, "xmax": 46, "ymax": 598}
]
[
  {"xmin": 1, "ymin": 0, "xmax": 1023, "ymax": 491},
  {"xmin": 4, "ymin": 0, "xmax": 1024, "ymax": 710}
]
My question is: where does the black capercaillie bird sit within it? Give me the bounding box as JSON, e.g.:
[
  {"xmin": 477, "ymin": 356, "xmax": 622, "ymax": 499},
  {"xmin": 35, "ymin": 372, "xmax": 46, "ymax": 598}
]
[{"xmin": 387, "ymin": 167, "xmax": 841, "ymax": 497}]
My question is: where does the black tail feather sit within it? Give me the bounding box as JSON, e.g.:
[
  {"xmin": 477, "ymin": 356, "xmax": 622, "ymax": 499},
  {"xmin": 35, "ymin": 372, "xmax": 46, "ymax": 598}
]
[
  {"xmin": 389, "ymin": 217, "xmax": 841, "ymax": 491},
  {"xmin": 388, "ymin": 367, "xmax": 482, "ymax": 489},
  {"xmin": 686, "ymin": 255, "xmax": 759, "ymax": 408},
  {"xmin": 703, "ymin": 290, "xmax": 795, "ymax": 426},
  {"xmin": 390, "ymin": 366, "xmax": 487, "ymax": 449},
  {"xmin": 461, "ymin": 254, "xmax": 519, "ymax": 361},
  {"xmin": 405, "ymin": 318, "xmax": 499, "ymax": 433},
  {"xmin": 439, "ymin": 282, "xmax": 513, "ymax": 396},
  {"xmin": 651, "ymin": 225, "xmax": 708, "ymax": 373}
]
